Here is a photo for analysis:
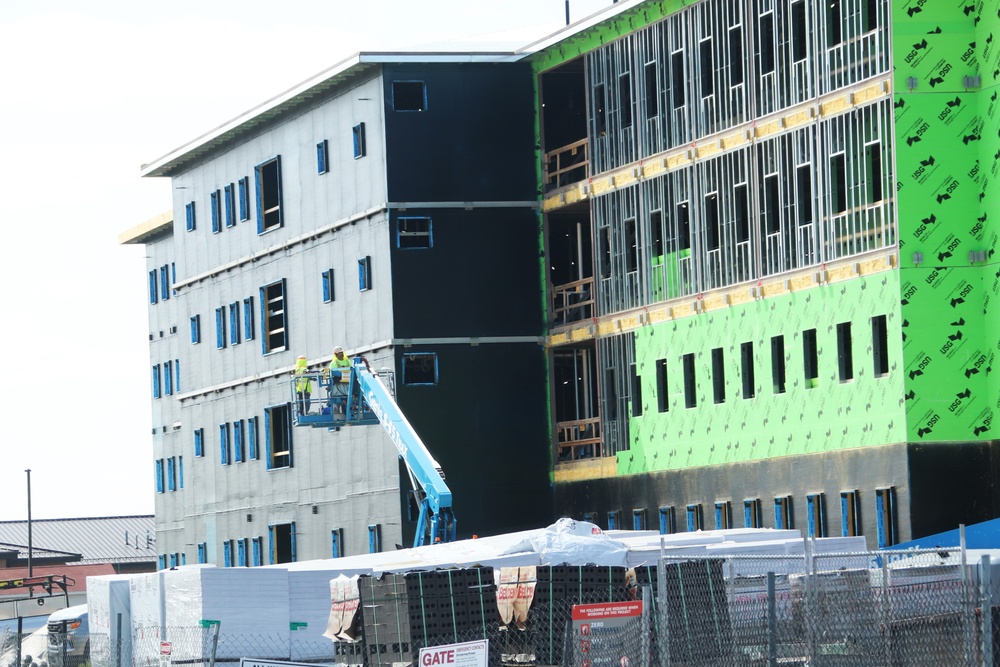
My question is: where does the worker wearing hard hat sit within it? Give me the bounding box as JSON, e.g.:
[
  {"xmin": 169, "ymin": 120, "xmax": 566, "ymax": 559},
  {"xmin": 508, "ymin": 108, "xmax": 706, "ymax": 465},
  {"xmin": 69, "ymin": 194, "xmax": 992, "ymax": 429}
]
[
  {"xmin": 329, "ymin": 346, "xmax": 351, "ymax": 383},
  {"xmin": 294, "ymin": 355, "xmax": 312, "ymax": 415}
]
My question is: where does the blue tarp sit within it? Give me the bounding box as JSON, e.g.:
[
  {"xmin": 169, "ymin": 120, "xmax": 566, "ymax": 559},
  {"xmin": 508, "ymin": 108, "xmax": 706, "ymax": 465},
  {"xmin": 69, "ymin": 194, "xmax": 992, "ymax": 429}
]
[{"xmin": 888, "ymin": 517, "xmax": 1000, "ymax": 550}]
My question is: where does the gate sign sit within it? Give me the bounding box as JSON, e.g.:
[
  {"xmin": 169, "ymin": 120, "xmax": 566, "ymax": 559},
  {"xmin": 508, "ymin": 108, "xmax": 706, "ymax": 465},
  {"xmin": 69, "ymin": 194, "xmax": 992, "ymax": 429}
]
[
  {"xmin": 571, "ymin": 600, "xmax": 643, "ymax": 665},
  {"xmin": 418, "ymin": 639, "xmax": 488, "ymax": 667},
  {"xmin": 159, "ymin": 642, "xmax": 171, "ymax": 656}
]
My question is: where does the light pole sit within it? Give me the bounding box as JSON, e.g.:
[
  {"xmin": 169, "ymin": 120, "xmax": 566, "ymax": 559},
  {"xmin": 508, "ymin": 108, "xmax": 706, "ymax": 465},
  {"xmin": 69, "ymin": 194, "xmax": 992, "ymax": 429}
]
[{"xmin": 25, "ymin": 468, "xmax": 32, "ymax": 577}]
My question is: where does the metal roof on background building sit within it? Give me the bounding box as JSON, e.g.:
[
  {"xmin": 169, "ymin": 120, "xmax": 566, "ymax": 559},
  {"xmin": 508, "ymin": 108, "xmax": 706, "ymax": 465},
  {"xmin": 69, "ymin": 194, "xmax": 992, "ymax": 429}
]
[{"xmin": 0, "ymin": 516, "xmax": 156, "ymax": 565}]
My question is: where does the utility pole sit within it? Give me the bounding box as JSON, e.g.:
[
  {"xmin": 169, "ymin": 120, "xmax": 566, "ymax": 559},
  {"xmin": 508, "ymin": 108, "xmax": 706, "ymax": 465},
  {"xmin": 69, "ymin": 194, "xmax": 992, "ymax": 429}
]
[{"xmin": 25, "ymin": 469, "xmax": 32, "ymax": 577}]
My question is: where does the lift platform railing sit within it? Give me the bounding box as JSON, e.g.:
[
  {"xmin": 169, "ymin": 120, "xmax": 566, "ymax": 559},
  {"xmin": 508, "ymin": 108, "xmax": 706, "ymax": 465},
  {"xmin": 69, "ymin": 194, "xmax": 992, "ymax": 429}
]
[{"xmin": 288, "ymin": 365, "xmax": 382, "ymax": 429}]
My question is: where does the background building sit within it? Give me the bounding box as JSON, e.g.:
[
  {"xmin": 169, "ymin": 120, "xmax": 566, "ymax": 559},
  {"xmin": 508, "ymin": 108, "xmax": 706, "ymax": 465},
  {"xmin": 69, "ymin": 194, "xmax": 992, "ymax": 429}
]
[{"xmin": 128, "ymin": 0, "xmax": 1000, "ymax": 561}]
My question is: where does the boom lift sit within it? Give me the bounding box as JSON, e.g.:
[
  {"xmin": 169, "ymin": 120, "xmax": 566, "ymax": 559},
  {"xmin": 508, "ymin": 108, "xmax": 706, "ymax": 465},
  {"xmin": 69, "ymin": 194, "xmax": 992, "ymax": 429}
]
[{"xmin": 290, "ymin": 358, "xmax": 457, "ymax": 547}]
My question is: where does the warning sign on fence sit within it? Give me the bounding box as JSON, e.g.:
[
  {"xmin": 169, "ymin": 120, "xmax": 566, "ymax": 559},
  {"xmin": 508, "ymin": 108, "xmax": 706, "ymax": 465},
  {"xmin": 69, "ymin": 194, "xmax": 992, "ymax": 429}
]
[{"xmin": 418, "ymin": 639, "xmax": 488, "ymax": 667}]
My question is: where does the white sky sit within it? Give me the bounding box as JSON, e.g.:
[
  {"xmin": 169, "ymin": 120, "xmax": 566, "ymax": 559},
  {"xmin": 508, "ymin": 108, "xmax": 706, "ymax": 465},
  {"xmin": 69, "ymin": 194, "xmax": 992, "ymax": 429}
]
[{"xmin": 0, "ymin": 0, "xmax": 613, "ymax": 521}]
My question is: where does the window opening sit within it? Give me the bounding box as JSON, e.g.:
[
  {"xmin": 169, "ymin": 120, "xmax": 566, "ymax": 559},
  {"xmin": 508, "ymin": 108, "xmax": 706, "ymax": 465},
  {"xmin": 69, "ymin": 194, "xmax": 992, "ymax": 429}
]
[
  {"xmin": 735, "ymin": 183, "xmax": 750, "ymax": 243},
  {"xmin": 865, "ymin": 142, "xmax": 883, "ymax": 203},
  {"xmin": 148, "ymin": 271, "xmax": 158, "ymax": 305},
  {"xmin": 791, "ymin": 1, "xmax": 807, "ymax": 62},
  {"xmin": 828, "ymin": 0, "xmax": 842, "ymax": 46},
  {"xmin": 625, "ymin": 219, "xmax": 638, "ymax": 273},
  {"xmin": 154, "ymin": 460, "xmax": 164, "ymax": 493},
  {"xmin": 393, "ymin": 81, "xmax": 427, "ymax": 111},
  {"xmin": 670, "ymin": 50, "xmax": 685, "ymax": 109},
  {"xmin": 244, "ymin": 296, "xmax": 255, "ymax": 341},
  {"xmin": 234, "ymin": 419, "xmax": 245, "ymax": 463},
  {"xmin": 215, "ymin": 306, "xmax": 226, "ymax": 350},
  {"xmin": 600, "ymin": 227, "xmax": 612, "ymax": 278},
  {"xmin": 368, "ymin": 524, "xmax": 382, "ymax": 553},
  {"xmin": 352, "ymin": 123, "xmax": 366, "ymax": 159},
  {"xmin": 265, "ymin": 403, "xmax": 293, "ymax": 470},
  {"xmin": 771, "ymin": 335, "xmax": 786, "ymax": 394},
  {"xmin": 397, "ymin": 217, "xmax": 433, "ymax": 249},
  {"xmin": 712, "ymin": 348, "xmax": 725, "ymax": 404},
  {"xmin": 210, "ymin": 190, "xmax": 221, "ymax": 234},
  {"xmin": 831, "ymin": 153, "xmax": 847, "ymax": 214},
  {"xmin": 632, "ymin": 508, "xmax": 646, "ymax": 531},
  {"xmin": 705, "ymin": 193, "xmax": 720, "ymax": 250},
  {"xmin": 358, "ymin": 256, "xmax": 372, "ymax": 291},
  {"xmin": 837, "ymin": 322, "xmax": 853, "ymax": 381},
  {"xmin": 643, "ymin": 61, "xmax": 658, "ymax": 117},
  {"xmin": 659, "ymin": 506, "xmax": 676, "ymax": 534},
  {"xmin": 316, "ymin": 140, "xmax": 329, "ymax": 174},
  {"xmin": 403, "ymin": 352, "xmax": 438, "ymax": 385},
  {"xmin": 224, "ymin": 184, "xmax": 236, "ymax": 228},
  {"xmin": 807, "ymin": 493, "xmax": 827, "ymax": 538},
  {"xmin": 322, "ymin": 270, "xmax": 335, "ymax": 303},
  {"xmin": 185, "ymin": 201, "xmax": 196, "ymax": 232},
  {"xmin": 238, "ymin": 176, "xmax": 250, "ymax": 221},
  {"xmin": 618, "ymin": 72, "xmax": 633, "ymax": 128},
  {"xmin": 229, "ymin": 302, "xmax": 241, "ymax": 346},
  {"xmin": 741, "ymin": 342, "xmax": 755, "ymax": 398},
  {"xmin": 759, "ymin": 13, "xmax": 775, "ymax": 75},
  {"xmin": 594, "ymin": 83, "xmax": 607, "ymax": 135},
  {"xmin": 686, "ymin": 504, "xmax": 703, "ymax": 532},
  {"xmin": 764, "ymin": 174, "xmax": 780, "ymax": 234},
  {"xmin": 683, "ymin": 353, "xmax": 697, "ymax": 408},
  {"xmin": 160, "ymin": 266, "xmax": 170, "ymax": 301},
  {"xmin": 248, "ymin": 417, "xmax": 258, "ymax": 460},
  {"xmin": 152, "ymin": 365, "xmax": 161, "ymax": 399},
  {"xmin": 630, "ymin": 363, "xmax": 642, "ymax": 417},
  {"xmin": 194, "ymin": 428, "xmax": 204, "ymax": 457},
  {"xmin": 715, "ymin": 500, "xmax": 732, "ymax": 529},
  {"xmin": 872, "ymin": 315, "xmax": 889, "ymax": 376},
  {"xmin": 252, "ymin": 537, "xmax": 262, "ymax": 566},
  {"xmin": 803, "ymin": 328, "xmax": 818, "ymax": 388},
  {"xmin": 607, "ymin": 510, "xmax": 620, "ymax": 531},
  {"xmin": 796, "ymin": 165, "xmax": 813, "ymax": 227},
  {"xmin": 656, "ymin": 359, "xmax": 669, "ymax": 412},
  {"xmin": 744, "ymin": 499, "xmax": 762, "ymax": 528},
  {"xmin": 699, "ymin": 38, "xmax": 714, "ymax": 98},
  {"xmin": 255, "ymin": 157, "xmax": 283, "ymax": 234},
  {"xmin": 331, "ymin": 529, "xmax": 343, "ymax": 558},
  {"xmin": 774, "ymin": 495, "xmax": 793, "ymax": 529},
  {"xmin": 876, "ymin": 487, "xmax": 896, "ymax": 547},
  {"xmin": 841, "ymin": 490, "xmax": 860, "ymax": 536},
  {"xmin": 219, "ymin": 423, "xmax": 231, "ymax": 465},
  {"xmin": 677, "ymin": 202, "xmax": 691, "ymax": 251},
  {"xmin": 862, "ymin": 0, "xmax": 877, "ymax": 33},
  {"xmin": 729, "ymin": 26, "xmax": 744, "ymax": 86},
  {"xmin": 270, "ymin": 522, "xmax": 296, "ymax": 564},
  {"xmin": 163, "ymin": 360, "xmax": 173, "ymax": 396},
  {"xmin": 261, "ymin": 281, "xmax": 287, "ymax": 354}
]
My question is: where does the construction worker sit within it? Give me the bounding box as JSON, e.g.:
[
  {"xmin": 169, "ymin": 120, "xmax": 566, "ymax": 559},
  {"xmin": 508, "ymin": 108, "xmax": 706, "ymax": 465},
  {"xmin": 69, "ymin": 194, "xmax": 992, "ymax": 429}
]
[
  {"xmin": 328, "ymin": 346, "xmax": 353, "ymax": 415},
  {"xmin": 294, "ymin": 355, "xmax": 312, "ymax": 415}
]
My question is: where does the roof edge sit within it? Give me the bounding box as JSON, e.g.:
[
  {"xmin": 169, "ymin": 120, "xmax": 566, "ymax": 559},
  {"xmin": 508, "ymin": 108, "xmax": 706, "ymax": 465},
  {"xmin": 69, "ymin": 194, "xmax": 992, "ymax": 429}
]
[{"xmin": 119, "ymin": 211, "xmax": 172, "ymax": 245}]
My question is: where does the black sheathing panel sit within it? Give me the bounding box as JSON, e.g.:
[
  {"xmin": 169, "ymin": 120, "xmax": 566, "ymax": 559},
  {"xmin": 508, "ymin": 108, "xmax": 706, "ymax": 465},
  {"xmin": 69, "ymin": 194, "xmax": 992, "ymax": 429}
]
[
  {"xmin": 395, "ymin": 343, "xmax": 554, "ymax": 542},
  {"xmin": 389, "ymin": 207, "xmax": 543, "ymax": 338},
  {"xmin": 382, "ymin": 62, "xmax": 537, "ymax": 203}
]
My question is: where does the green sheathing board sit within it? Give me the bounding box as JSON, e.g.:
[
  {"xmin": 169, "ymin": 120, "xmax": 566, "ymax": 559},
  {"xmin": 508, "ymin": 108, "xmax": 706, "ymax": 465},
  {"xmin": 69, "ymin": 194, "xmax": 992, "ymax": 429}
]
[
  {"xmin": 893, "ymin": 1, "xmax": 998, "ymax": 442},
  {"xmin": 530, "ymin": 0, "xmax": 692, "ymax": 74},
  {"xmin": 623, "ymin": 274, "xmax": 906, "ymax": 475}
]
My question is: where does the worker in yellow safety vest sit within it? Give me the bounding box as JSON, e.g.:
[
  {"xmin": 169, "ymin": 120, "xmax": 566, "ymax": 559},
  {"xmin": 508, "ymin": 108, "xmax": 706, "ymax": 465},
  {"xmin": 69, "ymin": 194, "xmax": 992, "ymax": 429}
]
[
  {"xmin": 327, "ymin": 347, "xmax": 353, "ymax": 415},
  {"xmin": 294, "ymin": 355, "xmax": 312, "ymax": 415},
  {"xmin": 329, "ymin": 346, "xmax": 352, "ymax": 382}
]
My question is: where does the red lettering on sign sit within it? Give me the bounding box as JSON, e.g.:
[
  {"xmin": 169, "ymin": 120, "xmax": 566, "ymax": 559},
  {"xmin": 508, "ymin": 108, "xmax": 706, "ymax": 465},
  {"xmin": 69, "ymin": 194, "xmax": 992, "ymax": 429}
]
[{"xmin": 421, "ymin": 649, "xmax": 455, "ymax": 666}]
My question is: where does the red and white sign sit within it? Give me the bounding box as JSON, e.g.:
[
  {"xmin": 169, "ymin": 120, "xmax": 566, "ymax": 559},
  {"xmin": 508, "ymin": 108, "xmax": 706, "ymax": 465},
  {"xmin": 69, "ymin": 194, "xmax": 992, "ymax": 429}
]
[
  {"xmin": 571, "ymin": 600, "xmax": 642, "ymax": 622},
  {"xmin": 418, "ymin": 639, "xmax": 488, "ymax": 667},
  {"xmin": 159, "ymin": 642, "xmax": 172, "ymax": 656}
]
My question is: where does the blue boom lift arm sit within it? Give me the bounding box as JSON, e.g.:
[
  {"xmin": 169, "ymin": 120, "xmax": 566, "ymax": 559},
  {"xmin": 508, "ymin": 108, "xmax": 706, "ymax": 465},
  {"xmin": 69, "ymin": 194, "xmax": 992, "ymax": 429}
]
[{"xmin": 291, "ymin": 358, "xmax": 456, "ymax": 546}]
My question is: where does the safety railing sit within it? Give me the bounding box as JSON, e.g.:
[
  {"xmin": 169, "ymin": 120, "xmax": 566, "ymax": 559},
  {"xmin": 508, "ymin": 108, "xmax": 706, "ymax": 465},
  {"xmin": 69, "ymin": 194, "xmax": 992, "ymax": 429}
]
[
  {"xmin": 557, "ymin": 417, "xmax": 602, "ymax": 461},
  {"xmin": 551, "ymin": 277, "xmax": 595, "ymax": 327},
  {"xmin": 544, "ymin": 138, "xmax": 589, "ymax": 192}
]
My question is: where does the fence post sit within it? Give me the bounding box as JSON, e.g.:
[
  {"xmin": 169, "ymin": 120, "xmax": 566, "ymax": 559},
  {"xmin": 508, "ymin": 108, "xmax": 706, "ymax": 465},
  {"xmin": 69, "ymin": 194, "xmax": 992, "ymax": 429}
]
[
  {"xmin": 658, "ymin": 548, "xmax": 670, "ymax": 666},
  {"xmin": 641, "ymin": 585, "xmax": 652, "ymax": 667},
  {"xmin": 882, "ymin": 554, "xmax": 891, "ymax": 667},
  {"xmin": 209, "ymin": 622, "xmax": 220, "ymax": 667},
  {"xmin": 767, "ymin": 571, "xmax": 777, "ymax": 667},
  {"xmin": 981, "ymin": 554, "xmax": 993, "ymax": 667}
]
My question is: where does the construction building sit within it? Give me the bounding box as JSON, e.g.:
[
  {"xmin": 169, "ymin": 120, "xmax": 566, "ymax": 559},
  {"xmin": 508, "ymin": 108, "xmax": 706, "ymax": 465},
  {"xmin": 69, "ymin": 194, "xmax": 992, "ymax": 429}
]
[{"xmin": 125, "ymin": 0, "xmax": 999, "ymax": 564}]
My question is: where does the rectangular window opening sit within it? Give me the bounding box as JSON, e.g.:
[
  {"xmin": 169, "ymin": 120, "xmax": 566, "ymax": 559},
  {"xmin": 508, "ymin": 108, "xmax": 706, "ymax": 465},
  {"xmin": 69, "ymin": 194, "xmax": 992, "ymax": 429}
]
[
  {"xmin": 368, "ymin": 524, "xmax": 382, "ymax": 554},
  {"xmin": 630, "ymin": 363, "xmax": 642, "ymax": 417},
  {"xmin": 185, "ymin": 201, "xmax": 196, "ymax": 232},
  {"xmin": 670, "ymin": 50, "xmax": 685, "ymax": 109},
  {"xmin": 215, "ymin": 306, "xmax": 226, "ymax": 350},
  {"xmin": 807, "ymin": 493, "xmax": 827, "ymax": 538},
  {"xmin": 643, "ymin": 61, "xmax": 658, "ymax": 117},
  {"xmin": 656, "ymin": 359, "xmax": 669, "ymax": 412},
  {"xmin": 791, "ymin": 1, "xmax": 807, "ymax": 62},
  {"xmin": 331, "ymin": 529, "xmax": 344, "ymax": 558},
  {"xmin": 403, "ymin": 352, "xmax": 438, "ymax": 385},
  {"xmin": 837, "ymin": 322, "xmax": 854, "ymax": 382},
  {"xmin": 244, "ymin": 297, "xmax": 256, "ymax": 341},
  {"xmin": 796, "ymin": 165, "xmax": 813, "ymax": 227},
  {"xmin": 224, "ymin": 184, "xmax": 236, "ymax": 228},
  {"xmin": 711, "ymin": 347, "xmax": 725, "ymax": 404},
  {"xmin": 764, "ymin": 174, "xmax": 780, "ymax": 234},
  {"xmin": 699, "ymin": 38, "xmax": 714, "ymax": 98},
  {"xmin": 316, "ymin": 139, "xmax": 329, "ymax": 175},
  {"xmin": 771, "ymin": 335, "xmax": 786, "ymax": 394},
  {"xmin": 210, "ymin": 190, "xmax": 221, "ymax": 234},
  {"xmin": 238, "ymin": 177, "xmax": 250, "ymax": 221},
  {"xmin": 735, "ymin": 183, "xmax": 750, "ymax": 243},
  {"xmin": 876, "ymin": 487, "xmax": 896, "ymax": 548},
  {"xmin": 261, "ymin": 281, "xmax": 287, "ymax": 354},
  {"xmin": 682, "ymin": 353, "xmax": 697, "ymax": 408},
  {"xmin": 229, "ymin": 302, "xmax": 241, "ymax": 346},
  {"xmin": 270, "ymin": 522, "xmax": 296, "ymax": 564},
  {"xmin": 803, "ymin": 328, "xmax": 818, "ymax": 388},
  {"xmin": 741, "ymin": 342, "xmax": 756, "ymax": 399},
  {"xmin": 841, "ymin": 490, "xmax": 860, "ymax": 537},
  {"xmin": 358, "ymin": 256, "xmax": 372, "ymax": 291},
  {"xmin": 831, "ymin": 153, "xmax": 847, "ymax": 214},
  {"xmin": 744, "ymin": 499, "xmax": 762, "ymax": 528},
  {"xmin": 659, "ymin": 506, "xmax": 676, "ymax": 535},
  {"xmin": 872, "ymin": 315, "xmax": 889, "ymax": 377},
  {"xmin": 219, "ymin": 423, "xmax": 231, "ymax": 466},
  {"xmin": 194, "ymin": 428, "xmax": 204, "ymax": 458},
  {"xmin": 774, "ymin": 495, "xmax": 793, "ymax": 529},
  {"xmin": 714, "ymin": 500, "xmax": 732, "ymax": 529},
  {"xmin": 729, "ymin": 26, "xmax": 744, "ymax": 87},
  {"xmin": 594, "ymin": 83, "xmax": 607, "ymax": 135},
  {"xmin": 393, "ymin": 81, "xmax": 427, "ymax": 111},
  {"xmin": 632, "ymin": 508, "xmax": 647, "ymax": 531},
  {"xmin": 759, "ymin": 13, "xmax": 775, "ymax": 75},
  {"xmin": 618, "ymin": 72, "xmax": 633, "ymax": 128},
  {"xmin": 352, "ymin": 123, "xmax": 366, "ymax": 159},
  {"xmin": 677, "ymin": 202, "xmax": 691, "ymax": 251},
  {"xmin": 865, "ymin": 143, "xmax": 883, "ymax": 203},
  {"xmin": 322, "ymin": 269, "xmax": 335, "ymax": 303},
  {"xmin": 828, "ymin": 0, "xmax": 843, "ymax": 46},
  {"xmin": 255, "ymin": 157, "xmax": 283, "ymax": 234},
  {"xmin": 607, "ymin": 510, "xmax": 620, "ymax": 531},
  {"xmin": 148, "ymin": 270, "xmax": 158, "ymax": 305},
  {"xmin": 862, "ymin": 0, "xmax": 877, "ymax": 33},
  {"xmin": 397, "ymin": 217, "xmax": 433, "ymax": 249},
  {"xmin": 705, "ymin": 193, "xmax": 720, "ymax": 251},
  {"xmin": 248, "ymin": 416, "xmax": 259, "ymax": 461},
  {"xmin": 265, "ymin": 404, "xmax": 293, "ymax": 470},
  {"xmin": 625, "ymin": 219, "xmax": 638, "ymax": 273},
  {"xmin": 686, "ymin": 504, "xmax": 703, "ymax": 532}
]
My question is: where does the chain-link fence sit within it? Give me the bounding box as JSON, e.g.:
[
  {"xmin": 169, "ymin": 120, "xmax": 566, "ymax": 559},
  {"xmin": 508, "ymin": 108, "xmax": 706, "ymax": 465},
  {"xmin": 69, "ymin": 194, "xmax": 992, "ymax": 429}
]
[{"xmin": 5, "ymin": 549, "xmax": 1000, "ymax": 667}]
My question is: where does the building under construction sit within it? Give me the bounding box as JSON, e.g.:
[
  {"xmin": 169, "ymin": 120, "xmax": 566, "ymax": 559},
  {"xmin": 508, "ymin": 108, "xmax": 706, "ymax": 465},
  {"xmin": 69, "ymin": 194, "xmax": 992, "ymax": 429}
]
[{"xmin": 124, "ymin": 0, "xmax": 1000, "ymax": 565}]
